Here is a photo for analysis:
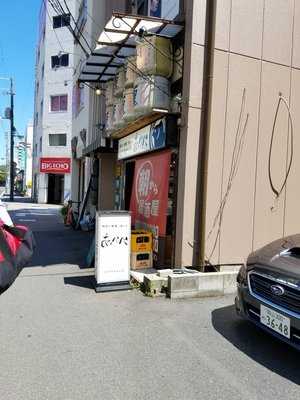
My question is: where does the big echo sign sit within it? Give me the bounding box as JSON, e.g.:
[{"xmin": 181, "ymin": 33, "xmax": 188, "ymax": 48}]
[{"xmin": 40, "ymin": 158, "xmax": 71, "ymax": 174}]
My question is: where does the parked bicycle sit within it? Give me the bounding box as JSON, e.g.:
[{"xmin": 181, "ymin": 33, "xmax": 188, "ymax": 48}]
[{"xmin": 65, "ymin": 200, "xmax": 81, "ymax": 229}]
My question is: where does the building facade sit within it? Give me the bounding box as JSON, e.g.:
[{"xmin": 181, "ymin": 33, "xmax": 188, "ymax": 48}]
[
  {"xmin": 67, "ymin": 0, "xmax": 300, "ymax": 270},
  {"xmin": 71, "ymin": 0, "xmax": 182, "ymax": 267},
  {"xmin": 25, "ymin": 121, "xmax": 33, "ymax": 195},
  {"xmin": 176, "ymin": 0, "xmax": 300, "ymax": 268},
  {"xmin": 70, "ymin": 0, "xmax": 130, "ymax": 218},
  {"xmin": 32, "ymin": 1, "xmax": 75, "ymax": 204}
]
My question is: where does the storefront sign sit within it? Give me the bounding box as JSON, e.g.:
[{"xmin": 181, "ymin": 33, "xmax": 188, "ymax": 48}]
[
  {"xmin": 118, "ymin": 118, "xmax": 166, "ymax": 160},
  {"xmin": 40, "ymin": 158, "xmax": 71, "ymax": 174},
  {"xmin": 95, "ymin": 212, "xmax": 131, "ymax": 285},
  {"xmin": 130, "ymin": 150, "xmax": 171, "ymax": 253}
]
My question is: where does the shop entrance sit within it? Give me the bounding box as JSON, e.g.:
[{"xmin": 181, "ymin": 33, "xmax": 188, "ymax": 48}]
[
  {"xmin": 47, "ymin": 174, "xmax": 64, "ymax": 204},
  {"xmin": 124, "ymin": 161, "xmax": 135, "ymax": 210},
  {"xmin": 120, "ymin": 151, "xmax": 178, "ymax": 268}
]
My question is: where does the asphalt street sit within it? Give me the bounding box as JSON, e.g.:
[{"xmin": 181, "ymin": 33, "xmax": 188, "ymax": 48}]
[{"xmin": 0, "ymin": 201, "xmax": 299, "ymax": 400}]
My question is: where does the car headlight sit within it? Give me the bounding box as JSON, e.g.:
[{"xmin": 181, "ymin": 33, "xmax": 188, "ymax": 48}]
[{"xmin": 237, "ymin": 265, "xmax": 248, "ymax": 287}]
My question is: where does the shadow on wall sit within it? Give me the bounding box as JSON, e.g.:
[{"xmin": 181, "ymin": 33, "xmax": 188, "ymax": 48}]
[{"xmin": 211, "ymin": 305, "xmax": 300, "ymax": 385}]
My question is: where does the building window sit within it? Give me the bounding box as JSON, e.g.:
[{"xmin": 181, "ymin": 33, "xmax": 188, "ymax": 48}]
[
  {"xmin": 40, "ymin": 100, "xmax": 43, "ymax": 117},
  {"xmin": 39, "ymin": 137, "xmax": 42, "ymax": 153},
  {"xmin": 49, "ymin": 133, "xmax": 67, "ymax": 146},
  {"xmin": 53, "ymin": 14, "xmax": 70, "ymax": 29},
  {"xmin": 35, "ymin": 112, "xmax": 38, "ymax": 126},
  {"xmin": 41, "ymin": 63, "xmax": 45, "ymax": 79},
  {"xmin": 34, "ymin": 144, "xmax": 38, "ymax": 156},
  {"xmin": 50, "ymin": 95, "xmax": 68, "ymax": 112},
  {"xmin": 51, "ymin": 53, "xmax": 69, "ymax": 69}
]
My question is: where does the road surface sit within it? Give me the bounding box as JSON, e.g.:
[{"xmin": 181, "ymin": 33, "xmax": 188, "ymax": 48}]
[{"xmin": 0, "ymin": 201, "xmax": 298, "ymax": 400}]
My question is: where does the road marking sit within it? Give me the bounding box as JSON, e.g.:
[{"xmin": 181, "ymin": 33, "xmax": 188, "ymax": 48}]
[
  {"xmin": 18, "ymin": 219, "xmax": 36, "ymax": 222},
  {"xmin": 29, "ymin": 213, "xmax": 56, "ymax": 216}
]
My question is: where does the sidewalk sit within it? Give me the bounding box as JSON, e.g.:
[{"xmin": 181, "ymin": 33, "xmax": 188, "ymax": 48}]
[{"xmin": 6, "ymin": 199, "xmax": 93, "ymax": 270}]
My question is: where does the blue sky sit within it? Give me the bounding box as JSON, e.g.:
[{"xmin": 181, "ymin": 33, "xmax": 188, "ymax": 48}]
[{"xmin": 0, "ymin": 1, "xmax": 40, "ymax": 160}]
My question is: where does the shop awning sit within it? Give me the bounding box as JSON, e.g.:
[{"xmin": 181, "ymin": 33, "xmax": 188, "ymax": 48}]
[{"xmin": 78, "ymin": 12, "xmax": 184, "ymax": 83}]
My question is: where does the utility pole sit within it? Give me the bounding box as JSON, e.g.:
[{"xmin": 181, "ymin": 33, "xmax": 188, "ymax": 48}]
[{"xmin": 9, "ymin": 78, "xmax": 14, "ymax": 202}]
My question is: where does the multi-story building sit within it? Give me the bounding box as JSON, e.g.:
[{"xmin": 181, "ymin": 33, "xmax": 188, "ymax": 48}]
[
  {"xmin": 25, "ymin": 121, "xmax": 33, "ymax": 194},
  {"xmin": 14, "ymin": 136, "xmax": 26, "ymax": 172},
  {"xmin": 52, "ymin": 0, "xmax": 300, "ymax": 271},
  {"xmin": 70, "ymin": 0, "xmax": 130, "ymax": 218},
  {"xmin": 32, "ymin": 1, "xmax": 76, "ymax": 204},
  {"xmin": 71, "ymin": 0, "xmax": 182, "ymax": 266}
]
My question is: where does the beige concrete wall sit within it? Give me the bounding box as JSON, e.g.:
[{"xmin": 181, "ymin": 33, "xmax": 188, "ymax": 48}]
[
  {"xmin": 176, "ymin": 0, "xmax": 300, "ymax": 267},
  {"xmin": 204, "ymin": 0, "xmax": 300, "ymax": 265},
  {"xmin": 175, "ymin": 0, "xmax": 206, "ymax": 266}
]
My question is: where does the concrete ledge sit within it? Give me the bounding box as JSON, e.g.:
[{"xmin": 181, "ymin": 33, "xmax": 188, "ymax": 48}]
[
  {"xmin": 168, "ymin": 271, "xmax": 238, "ymax": 299},
  {"xmin": 130, "ymin": 268, "xmax": 157, "ymax": 284},
  {"xmin": 143, "ymin": 274, "xmax": 168, "ymax": 297}
]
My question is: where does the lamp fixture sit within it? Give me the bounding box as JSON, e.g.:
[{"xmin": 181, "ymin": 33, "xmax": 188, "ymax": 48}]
[{"xmin": 152, "ymin": 108, "xmax": 169, "ymax": 114}]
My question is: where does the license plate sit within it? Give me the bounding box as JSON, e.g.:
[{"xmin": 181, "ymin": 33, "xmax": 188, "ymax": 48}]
[{"xmin": 260, "ymin": 305, "xmax": 290, "ymax": 339}]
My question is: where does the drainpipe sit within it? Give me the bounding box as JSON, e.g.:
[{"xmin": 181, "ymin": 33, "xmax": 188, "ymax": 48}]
[{"xmin": 197, "ymin": 0, "xmax": 217, "ymax": 269}]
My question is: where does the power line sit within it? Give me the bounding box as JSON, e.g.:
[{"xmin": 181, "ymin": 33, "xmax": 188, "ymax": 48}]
[
  {"xmin": 52, "ymin": 0, "xmax": 93, "ymax": 54},
  {"xmin": 48, "ymin": 0, "xmax": 89, "ymax": 56},
  {"xmin": 73, "ymin": 17, "xmax": 171, "ymax": 97},
  {"xmin": 48, "ymin": 0, "xmax": 171, "ymax": 99},
  {"xmin": 43, "ymin": 0, "xmax": 65, "ymax": 52},
  {"xmin": 66, "ymin": 3, "xmax": 173, "ymax": 97},
  {"xmin": 61, "ymin": 0, "xmax": 94, "ymax": 53}
]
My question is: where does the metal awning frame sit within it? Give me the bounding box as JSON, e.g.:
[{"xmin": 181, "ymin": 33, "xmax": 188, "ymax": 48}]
[{"xmin": 78, "ymin": 12, "xmax": 184, "ymax": 83}]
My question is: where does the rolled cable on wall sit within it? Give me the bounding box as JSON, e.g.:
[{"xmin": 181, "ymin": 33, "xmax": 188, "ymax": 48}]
[{"xmin": 268, "ymin": 93, "xmax": 294, "ymax": 199}]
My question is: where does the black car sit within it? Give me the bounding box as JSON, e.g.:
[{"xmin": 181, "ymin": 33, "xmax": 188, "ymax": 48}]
[{"xmin": 235, "ymin": 234, "xmax": 300, "ymax": 350}]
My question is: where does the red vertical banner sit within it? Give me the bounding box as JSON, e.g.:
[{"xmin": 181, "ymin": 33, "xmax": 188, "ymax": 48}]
[{"xmin": 130, "ymin": 150, "xmax": 171, "ymax": 252}]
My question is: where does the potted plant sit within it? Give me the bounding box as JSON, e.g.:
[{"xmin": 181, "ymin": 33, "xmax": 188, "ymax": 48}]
[{"xmin": 60, "ymin": 203, "xmax": 69, "ymax": 225}]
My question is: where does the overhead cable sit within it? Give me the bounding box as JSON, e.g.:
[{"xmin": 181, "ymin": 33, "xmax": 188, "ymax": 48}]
[
  {"xmin": 61, "ymin": 0, "xmax": 94, "ymax": 53},
  {"xmin": 48, "ymin": 0, "xmax": 89, "ymax": 56}
]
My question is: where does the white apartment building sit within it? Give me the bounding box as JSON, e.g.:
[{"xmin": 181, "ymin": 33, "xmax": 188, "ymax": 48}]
[
  {"xmin": 32, "ymin": 1, "xmax": 76, "ymax": 204},
  {"xmin": 71, "ymin": 0, "xmax": 125, "ymax": 216}
]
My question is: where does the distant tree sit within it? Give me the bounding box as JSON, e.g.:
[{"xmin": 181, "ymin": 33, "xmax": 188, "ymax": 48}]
[{"xmin": 0, "ymin": 165, "xmax": 7, "ymax": 185}]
